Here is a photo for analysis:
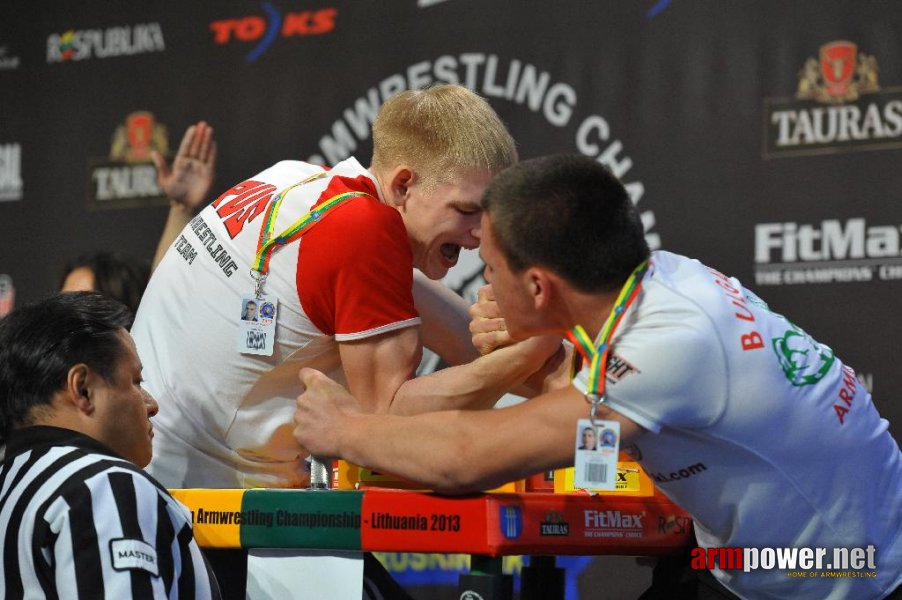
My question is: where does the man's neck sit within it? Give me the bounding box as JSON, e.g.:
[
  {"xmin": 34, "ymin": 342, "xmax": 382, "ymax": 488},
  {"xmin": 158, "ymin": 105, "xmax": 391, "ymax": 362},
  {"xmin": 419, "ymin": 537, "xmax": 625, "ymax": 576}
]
[{"xmin": 554, "ymin": 288, "xmax": 619, "ymax": 342}]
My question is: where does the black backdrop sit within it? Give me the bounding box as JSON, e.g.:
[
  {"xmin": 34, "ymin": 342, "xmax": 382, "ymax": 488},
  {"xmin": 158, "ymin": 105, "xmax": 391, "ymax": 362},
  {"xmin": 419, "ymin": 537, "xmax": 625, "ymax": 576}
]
[{"xmin": 1, "ymin": 1, "xmax": 901, "ymax": 597}]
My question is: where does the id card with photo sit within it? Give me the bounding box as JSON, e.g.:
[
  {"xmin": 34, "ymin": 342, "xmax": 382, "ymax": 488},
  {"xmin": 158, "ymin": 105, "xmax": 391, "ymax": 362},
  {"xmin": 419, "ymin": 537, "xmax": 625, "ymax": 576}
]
[
  {"xmin": 236, "ymin": 294, "xmax": 278, "ymax": 356},
  {"xmin": 574, "ymin": 419, "xmax": 620, "ymax": 490}
]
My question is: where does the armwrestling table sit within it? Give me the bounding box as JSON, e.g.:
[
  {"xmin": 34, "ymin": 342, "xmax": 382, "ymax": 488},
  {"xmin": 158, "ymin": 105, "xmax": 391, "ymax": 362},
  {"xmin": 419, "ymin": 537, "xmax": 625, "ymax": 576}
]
[{"xmin": 170, "ymin": 488, "xmax": 693, "ymax": 599}]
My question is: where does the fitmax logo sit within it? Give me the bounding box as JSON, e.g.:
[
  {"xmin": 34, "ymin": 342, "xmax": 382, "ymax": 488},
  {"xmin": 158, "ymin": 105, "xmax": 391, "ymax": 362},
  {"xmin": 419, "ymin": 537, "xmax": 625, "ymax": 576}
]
[{"xmin": 210, "ymin": 2, "xmax": 337, "ymax": 63}]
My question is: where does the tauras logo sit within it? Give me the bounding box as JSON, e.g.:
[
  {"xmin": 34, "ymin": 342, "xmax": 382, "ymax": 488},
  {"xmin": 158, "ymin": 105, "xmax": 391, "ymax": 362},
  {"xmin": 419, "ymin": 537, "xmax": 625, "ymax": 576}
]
[
  {"xmin": 754, "ymin": 218, "xmax": 902, "ymax": 285},
  {"xmin": 540, "ymin": 510, "xmax": 570, "ymax": 536},
  {"xmin": 87, "ymin": 112, "xmax": 170, "ymax": 210},
  {"xmin": 763, "ymin": 41, "xmax": 902, "ymax": 158}
]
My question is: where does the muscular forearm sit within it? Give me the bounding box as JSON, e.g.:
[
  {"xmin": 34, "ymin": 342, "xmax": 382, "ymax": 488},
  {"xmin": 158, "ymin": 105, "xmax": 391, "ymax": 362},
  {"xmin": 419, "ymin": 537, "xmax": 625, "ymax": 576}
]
[
  {"xmin": 389, "ymin": 341, "xmax": 550, "ymax": 416},
  {"xmin": 341, "ymin": 388, "xmax": 583, "ymax": 494}
]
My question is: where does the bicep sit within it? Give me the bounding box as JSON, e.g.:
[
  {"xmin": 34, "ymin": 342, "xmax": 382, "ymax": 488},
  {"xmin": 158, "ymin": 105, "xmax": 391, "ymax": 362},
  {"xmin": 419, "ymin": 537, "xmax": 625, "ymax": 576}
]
[{"xmin": 339, "ymin": 325, "xmax": 422, "ymax": 413}]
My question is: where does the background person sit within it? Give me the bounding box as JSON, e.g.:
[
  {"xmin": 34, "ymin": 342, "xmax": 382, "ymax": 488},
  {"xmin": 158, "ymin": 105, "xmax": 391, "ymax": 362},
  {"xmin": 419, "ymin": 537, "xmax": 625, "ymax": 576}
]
[
  {"xmin": 57, "ymin": 121, "xmax": 217, "ymax": 317},
  {"xmin": 0, "ymin": 292, "xmax": 220, "ymax": 598},
  {"xmin": 151, "ymin": 120, "xmax": 218, "ymax": 270},
  {"xmin": 293, "ymin": 154, "xmax": 902, "ymax": 600},
  {"xmin": 60, "ymin": 251, "xmax": 150, "ymax": 317}
]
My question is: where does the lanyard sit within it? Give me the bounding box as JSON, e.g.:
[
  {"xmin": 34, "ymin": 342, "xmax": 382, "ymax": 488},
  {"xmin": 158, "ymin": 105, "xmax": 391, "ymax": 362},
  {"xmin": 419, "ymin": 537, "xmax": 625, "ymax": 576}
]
[
  {"xmin": 565, "ymin": 260, "xmax": 649, "ymax": 421},
  {"xmin": 250, "ymin": 172, "xmax": 372, "ymax": 296}
]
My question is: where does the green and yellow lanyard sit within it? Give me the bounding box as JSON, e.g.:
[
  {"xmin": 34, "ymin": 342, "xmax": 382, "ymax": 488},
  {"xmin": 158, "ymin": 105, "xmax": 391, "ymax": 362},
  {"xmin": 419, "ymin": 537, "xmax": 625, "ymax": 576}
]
[
  {"xmin": 250, "ymin": 172, "xmax": 374, "ymax": 298},
  {"xmin": 565, "ymin": 260, "xmax": 649, "ymax": 424}
]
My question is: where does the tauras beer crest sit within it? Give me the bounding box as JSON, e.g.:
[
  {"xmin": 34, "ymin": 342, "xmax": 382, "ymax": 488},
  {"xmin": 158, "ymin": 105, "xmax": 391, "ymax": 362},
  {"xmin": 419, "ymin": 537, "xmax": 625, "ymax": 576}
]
[
  {"xmin": 87, "ymin": 112, "xmax": 170, "ymax": 209},
  {"xmin": 764, "ymin": 40, "xmax": 902, "ymax": 158}
]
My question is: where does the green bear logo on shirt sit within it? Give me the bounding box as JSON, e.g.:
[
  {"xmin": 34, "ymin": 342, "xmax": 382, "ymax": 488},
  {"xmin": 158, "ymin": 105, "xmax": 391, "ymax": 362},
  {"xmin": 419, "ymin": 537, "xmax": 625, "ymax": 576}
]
[{"xmin": 772, "ymin": 326, "xmax": 835, "ymax": 386}]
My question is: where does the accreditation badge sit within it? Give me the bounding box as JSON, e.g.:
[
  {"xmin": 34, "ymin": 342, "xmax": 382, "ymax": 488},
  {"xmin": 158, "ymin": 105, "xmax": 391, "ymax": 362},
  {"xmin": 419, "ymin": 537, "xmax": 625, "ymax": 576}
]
[
  {"xmin": 573, "ymin": 419, "xmax": 620, "ymax": 490},
  {"xmin": 236, "ymin": 294, "xmax": 278, "ymax": 356}
]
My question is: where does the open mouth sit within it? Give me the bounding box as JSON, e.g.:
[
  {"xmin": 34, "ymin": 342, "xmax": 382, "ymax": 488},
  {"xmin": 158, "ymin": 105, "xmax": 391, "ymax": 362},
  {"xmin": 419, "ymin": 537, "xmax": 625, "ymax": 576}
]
[{"xmin": 440, "ymin": 243, "xmax": 461, "ymax": 265}]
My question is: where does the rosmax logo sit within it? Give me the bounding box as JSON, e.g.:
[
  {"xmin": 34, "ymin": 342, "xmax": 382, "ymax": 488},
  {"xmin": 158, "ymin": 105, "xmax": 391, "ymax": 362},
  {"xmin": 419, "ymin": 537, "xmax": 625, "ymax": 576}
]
[
  {"xmin": 764, "ymin": 41, "xmax": 902, "ymax": 158},
  {"xmin": 210, "ymin": 3, "xmax": 337, "ymax": 63}
]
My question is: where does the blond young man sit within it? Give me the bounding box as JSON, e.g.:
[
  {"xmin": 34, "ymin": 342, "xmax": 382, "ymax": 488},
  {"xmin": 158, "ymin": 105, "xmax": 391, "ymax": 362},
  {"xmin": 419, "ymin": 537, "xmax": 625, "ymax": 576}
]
[{"xmin": 131, "ymin": 84, "xmax": 557, "ymax": 491}]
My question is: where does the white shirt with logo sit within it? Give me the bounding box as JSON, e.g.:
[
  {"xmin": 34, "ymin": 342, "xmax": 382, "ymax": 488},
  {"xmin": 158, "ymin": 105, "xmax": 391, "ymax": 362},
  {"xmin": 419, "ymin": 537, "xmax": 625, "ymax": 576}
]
[
  {"xmin": 132, "ymin": 158, "xmax": 420, "ymax": 489},
  {"xmin": 574, "ymin": 250, "xmax": 902, "ymax": 599}
]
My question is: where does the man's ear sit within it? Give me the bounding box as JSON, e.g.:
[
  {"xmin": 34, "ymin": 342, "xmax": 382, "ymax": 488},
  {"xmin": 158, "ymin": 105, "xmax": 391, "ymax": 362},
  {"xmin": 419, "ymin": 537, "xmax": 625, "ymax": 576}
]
[
  {"xmin": 65, "ymin": 364, "xmax": 95, "ymax": 415},
  {"xmin": 526, "ymin": 267, "xmax": 553, "ymax": 311},
  {"xmin": 385, "ymin": 166, "xmax": 415, "ymax": 208}
]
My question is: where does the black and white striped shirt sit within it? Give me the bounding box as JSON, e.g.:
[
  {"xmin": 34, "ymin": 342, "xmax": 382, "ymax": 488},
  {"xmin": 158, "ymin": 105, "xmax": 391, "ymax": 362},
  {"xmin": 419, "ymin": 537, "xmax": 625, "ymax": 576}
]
[{"xmin": 0, "ymin": 426, "xmax": 220, "ymax": 599}]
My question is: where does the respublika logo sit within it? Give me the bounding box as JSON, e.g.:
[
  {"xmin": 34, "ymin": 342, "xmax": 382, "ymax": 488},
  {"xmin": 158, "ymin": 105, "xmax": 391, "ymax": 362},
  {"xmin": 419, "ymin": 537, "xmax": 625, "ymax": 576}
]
[
  {"xmin": 87, "ymin": 112, "xmax": 170, "ymax": 210},
  {"xmin": 754, "ymin": 218, "xmax": 902, "ymax": 285},
  {"xmin": 498, "ymin": 505, "xmax": 522, "ymax": 540},
  {"xmin": 47, "ymin": 23, "xmax": 165, "ymax": 63},
  {"xmin": 764, "ymin": 41, "xmax": 902, "ymax": 158},
  {"xmin": 0, "ymin": 143, "xmax": 23, "ymax": 202},
  {"xmin": 210, "ymin": 3, "xmax": 337, "ymax": 63}
]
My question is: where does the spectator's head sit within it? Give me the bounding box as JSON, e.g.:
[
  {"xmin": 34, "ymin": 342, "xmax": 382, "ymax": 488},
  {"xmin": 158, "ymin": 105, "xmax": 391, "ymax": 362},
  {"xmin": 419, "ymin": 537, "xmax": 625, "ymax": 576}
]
[
  {"xmin": 0, "ymin": 292, "xmax": 158, "ymax": 466},
  {"xmin": 60, "ymin": 252, "xmax": 150, "ymax": 316},
  {"xmin": 371, "ymin": 84, "xmax": 517, "ymax": 280}
]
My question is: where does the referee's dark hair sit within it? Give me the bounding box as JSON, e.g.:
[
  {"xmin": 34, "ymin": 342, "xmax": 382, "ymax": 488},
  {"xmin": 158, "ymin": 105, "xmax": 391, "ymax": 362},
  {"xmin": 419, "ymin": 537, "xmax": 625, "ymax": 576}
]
[
  {"xmin": 482, "ymin": 154, "xmax": 650, "ymax": 293},
  {"xmin": 0, "ymin": 291, "xmax": 133, "ymax": 443}
]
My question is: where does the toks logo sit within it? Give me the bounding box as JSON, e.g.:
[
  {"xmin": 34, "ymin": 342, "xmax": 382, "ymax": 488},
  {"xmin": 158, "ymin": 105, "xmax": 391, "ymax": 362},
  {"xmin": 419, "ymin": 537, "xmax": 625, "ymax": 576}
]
[
  {"xmin": 210, "ymin": 3, "xmax": 337, "ymax": 63},
  {"xmin": 87, "ymin": 112, "xmax": 170, "ymax": 210},
  {"xmin": 763, "ymin": 41, "xmax": 902, "ymax": 158}
]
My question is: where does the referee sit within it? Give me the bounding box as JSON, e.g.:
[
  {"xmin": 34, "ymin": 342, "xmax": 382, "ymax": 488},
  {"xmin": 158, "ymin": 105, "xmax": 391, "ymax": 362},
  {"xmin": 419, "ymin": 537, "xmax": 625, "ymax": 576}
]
[{"xmin": 0, "ymin": 292, "xmax": 220, "ymax": 599}]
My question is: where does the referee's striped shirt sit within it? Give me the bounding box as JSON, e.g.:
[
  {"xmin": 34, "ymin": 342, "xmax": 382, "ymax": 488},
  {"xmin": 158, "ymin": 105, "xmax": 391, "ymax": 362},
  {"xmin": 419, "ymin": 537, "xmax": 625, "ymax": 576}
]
[{"xmin": 0, "ymin": 426, "xmax": 220, "ymax": 599}]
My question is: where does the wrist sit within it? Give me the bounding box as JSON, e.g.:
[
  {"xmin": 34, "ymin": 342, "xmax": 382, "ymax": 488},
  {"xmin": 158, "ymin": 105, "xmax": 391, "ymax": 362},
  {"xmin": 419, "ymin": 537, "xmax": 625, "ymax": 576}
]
[{"xmin": 168, "ymin": 199, "xmax": 201, "ymax": 217}]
